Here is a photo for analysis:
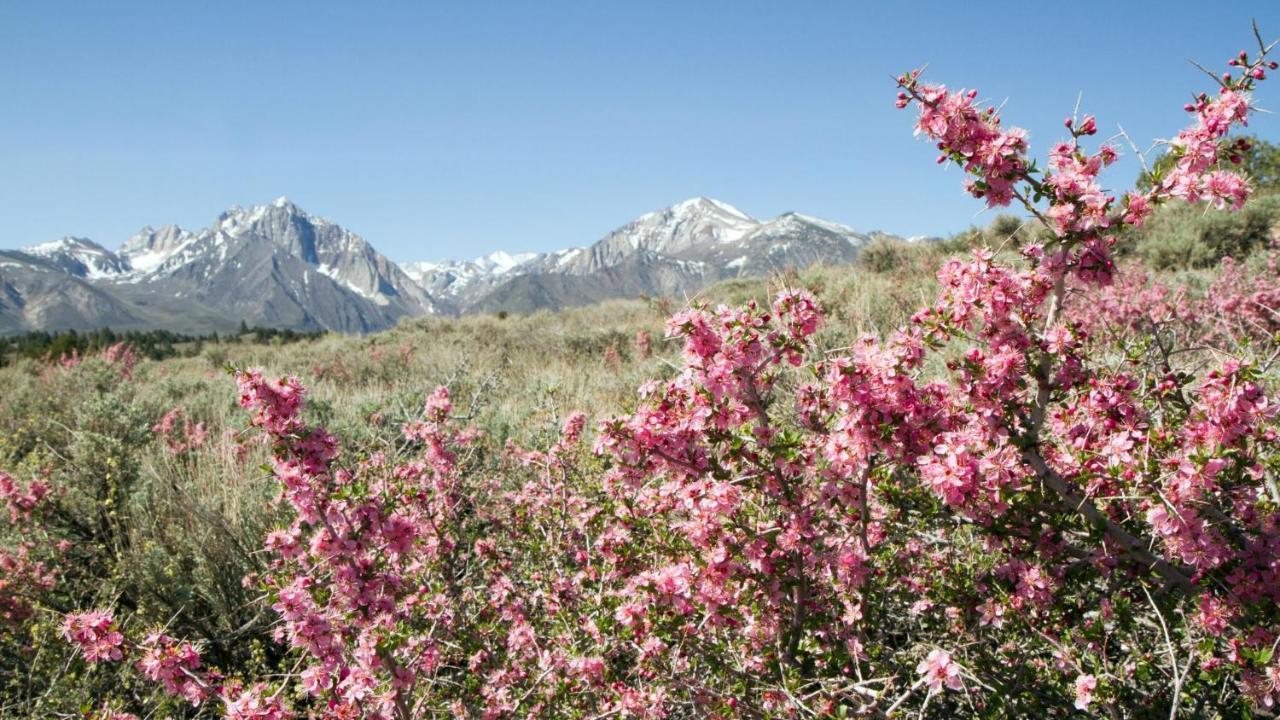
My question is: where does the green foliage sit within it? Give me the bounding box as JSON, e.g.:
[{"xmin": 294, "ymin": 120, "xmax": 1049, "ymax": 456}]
[
  {"xmin": 1121, "ymin": 192, "xmax": 1280, "ymax": 269},
  {"xmin": 858, "ymin": 236, "xmax": 916, "ymax": 273},
  {"xmin": 937, "ymin": 213, "xmax": 1046, "ymax": 254},
  {"xmin": 0, "ymin": 357, "xmax": 281, "ymax": 717}
]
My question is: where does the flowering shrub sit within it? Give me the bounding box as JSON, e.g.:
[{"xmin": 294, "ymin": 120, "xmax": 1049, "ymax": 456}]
[
  {"xmin": 0, "ymin": 345, "xmax": 284, "ymax": 717},
  {"xmin": 39, "ymin": 28, "xmax": 1280, "ymax": 719},
  {"xmin": 0, "ymin": 472, "xmax": 57, "ymax": 626},
  {"xmin": 152, "ymin": 406, "xmax": 210, "ymax": 455},
  {"xmin": 56, "ymin": 341, "xmax": 138, "ymax": 377}
]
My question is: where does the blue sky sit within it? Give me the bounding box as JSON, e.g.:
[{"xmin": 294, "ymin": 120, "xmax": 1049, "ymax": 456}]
[{"xmin": 3, "ymin": 1, "xmax": 1280, "ymax": 262}]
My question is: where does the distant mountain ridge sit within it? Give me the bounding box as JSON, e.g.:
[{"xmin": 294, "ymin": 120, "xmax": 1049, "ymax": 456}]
[
  {"xmin": 406, "ymin": 197, "xmax": 906, "ymax": 314},
  {"xmin": 1, "ymin": 198, "xmax": 434, "ymax": 335},
  {"xmin": 0, "ymin": 197, "xmax": 908, "ymax": 334}
]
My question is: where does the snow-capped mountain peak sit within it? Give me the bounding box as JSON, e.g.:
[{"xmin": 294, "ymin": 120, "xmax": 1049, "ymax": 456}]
[
  {"xmin": 404, "ymin": 196, "xmax": 895, "ymax": 312},
  {"xmin": 617, "ymin": 196, "xmax": 759, "ymax": 253},
  {"xmin": 119, "ymin": 224, "xmax": 197, "ymax": 274},
  {"xmin": 777, "ymin": 212, "xmax": 858, "ymax": 236},
  {"xmin": 3, "ymin": 195, "xmax": 906, "ymax": 333},
  {"xmin": 476, "ymin": 250, "xmax": 538, "ymax": 274},
  {"xmin": 401, "ymin": 249, "xmax": 542, "ymax": 302},
  {"xmin": 22, "ymin": 236, "xmax": 131, "ymax": 279},
  {"xmin": 23, "ymin": 236, "xmax": 103, "ymax": 257},
  {"xmin": 13, "ymin": 199, "xmax": 440, "ymax": 331},
  {"xmin": 672, "ymin": 196, "xmax": 754, "ymax": 222}
]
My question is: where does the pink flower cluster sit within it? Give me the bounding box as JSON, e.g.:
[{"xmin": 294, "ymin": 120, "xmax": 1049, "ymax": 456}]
[
  {"xmin": 1158, "ymin": 90, "xmax": 1255, "ymax": 208},
  {"xmin": 53, "ymin": 342, "xmax": 138, "ymax": 378},
  {"xmin": 1074, "ymin": 673, "xmax": 1098, "ymax": 710},
  {"xmin": 1204, "ymin": 250, "xmax": 1280, "ymax": 344},
  {"xmin": 898, "ymin": 72, "xmax": 1029, "ymax": 207},
  {"xmin": 917, "ymin": 648, "xmax": 964, "ymax": 692},
  {"xmin": 236, "ymin": 369, "xmax": 307, "ymax": 436},
  {"xmin": 0, "ymin": 472, "xmax": 49, "ymax": 524},
  {"xmin": 151, "ymin": 406, "xmax": 210, "ymax": 455},
  {"xmin": 223, "ymin": 684, "xmax": 294, "ymax": 720},
  {"xmin": 61, "ymin": 610, "xmax": 124, "ymax": 663},
  {"xmin": 898, "ymin": 44, "xmax": 1269, "ymax": 292},
  {"xmin": 1043, "ymin": 139, "xmax": 1117, "ymax": 237},
  {"xmin": 135, "ymin": 632, "xmax": 214, "ymax": 705},
  {"xmin": 0, "ymin": 472, "xmax": 57, "ymax": 625},
  {"xmin": 101, "ymin": 342, "xmax": 138, "ymax": 379},
  {"xmin": 0, "ymin": 542, "xmax": 56, "ymax": 625}
]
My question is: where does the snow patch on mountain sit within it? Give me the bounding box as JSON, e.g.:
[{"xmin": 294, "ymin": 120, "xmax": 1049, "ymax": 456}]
[
  {"xmin": 402, "ymin": 249, "xmax": 542, "ymax": 302},
  {"xmin": 22, "ymin": 236, "xmax": 131, "ymax": 279}
]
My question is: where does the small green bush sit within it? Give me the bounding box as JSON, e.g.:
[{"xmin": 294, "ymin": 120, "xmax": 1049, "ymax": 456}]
[{"xmin": 1124, "ymin": 193, "xmax": 1280, "ymax": 269}]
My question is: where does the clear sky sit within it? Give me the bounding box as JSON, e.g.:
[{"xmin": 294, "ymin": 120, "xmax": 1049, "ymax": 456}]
[{"xmin": 3, "ymin": 1, "xmax": 1280, "ymax": 262}]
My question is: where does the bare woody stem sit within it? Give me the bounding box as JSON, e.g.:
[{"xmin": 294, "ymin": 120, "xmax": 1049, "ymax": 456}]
[
  {"xmin": 1020, "ymin": 446, "xmax": 1195, "ymax": 594},
  {"xmin": 1024, "ymin": 259, "xmax": 1197, "ymax": 594}
]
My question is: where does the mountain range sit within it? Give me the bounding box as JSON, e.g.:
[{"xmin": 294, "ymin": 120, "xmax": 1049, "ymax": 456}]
[{"xmin": 0, "ymin": 197, "xmax": 908, "ymax": 335}]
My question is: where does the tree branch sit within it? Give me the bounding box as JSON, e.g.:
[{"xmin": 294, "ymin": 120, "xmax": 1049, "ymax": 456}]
[{"xmin": 1020, "ymin": 447, "xmax": 1195, "ymax": 594}]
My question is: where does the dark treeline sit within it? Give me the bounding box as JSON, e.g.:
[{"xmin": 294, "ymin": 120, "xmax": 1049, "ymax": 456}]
[{"xmin": 0, "ymin": 322, "xmax": 324, "ymax": 367}]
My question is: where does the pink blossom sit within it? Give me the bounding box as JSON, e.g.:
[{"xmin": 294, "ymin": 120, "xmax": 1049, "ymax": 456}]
[
  {"xmin": 223, "ymin": 684, "xmax": 294, "ymax": 719},
  {"xmin": 61, "ymin": 610, "xmax": 124, "ymax": 663},
  {"xmin": 917, "ymin": 649, "xmax": 964, "ymax": 692},
  {"xmin": 1073, "ymin": 674, "xmax": 1098, "ymax": 710}
]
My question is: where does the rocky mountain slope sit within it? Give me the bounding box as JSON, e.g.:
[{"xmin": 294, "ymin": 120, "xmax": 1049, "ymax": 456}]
[{"xmin": 0, "ymin": 198, "xmax": 435, "ymax": 334}]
